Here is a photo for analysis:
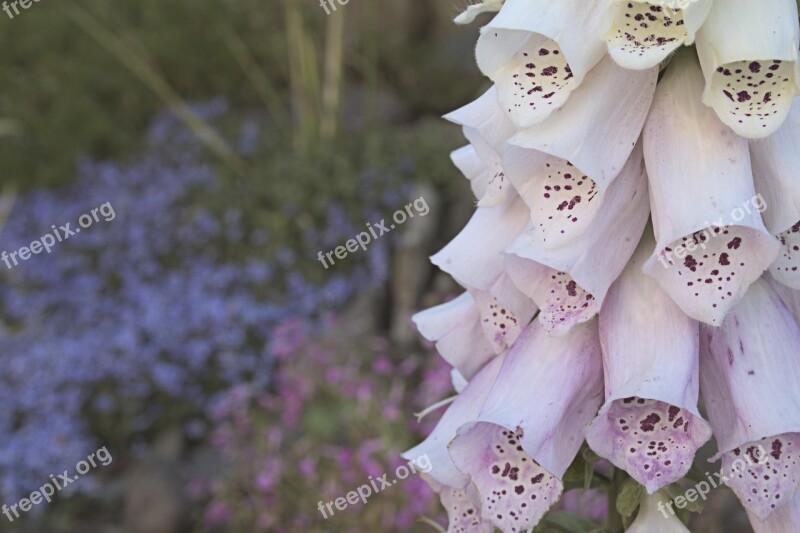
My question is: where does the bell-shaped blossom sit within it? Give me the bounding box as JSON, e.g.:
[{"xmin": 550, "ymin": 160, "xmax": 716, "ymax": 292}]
[
  {"xmin": 627, "ymin": 491, "xmax": 691, "ymax": 533},
  {"xmin": 748, "ymin": 491, "xmax": 800, "ymax": 533},
  {"xmin": 446, "ymin": 87, "xmax": 517, "ymax": 206},
  {"xmin": 504, "ymin": 143, "xmax": 649, "ymax": 335},
  {"xmin": 403, "ymin": 355, "xmax": 505, "ymax": 490},
  {"xmin": 643, "ymin": 48, "xmax": 779, "ymax": 326},
  {"xmin": 475, "ymin": 0, "xmax": 613, "ymax": 128},
  {"xmin": 586, "ymin": 231, "xmax": 712, "ymax": 494},
  {"xmin": 412, "ymin": 292, "xmax": 494, "ymax": 379},
  {"xmin": 503, "ymin": 55, "xmax": 657, "ymax": 248},
  {"xmin": 700, "ymin": 279, "xmax": 800, "ymax": 519},
  {"xmin": 448, "ymin": 319, "xmax": 604, "ymax": 531},
  {"xmin": 606, "ymin": 0, "xmax": 713, "ymax": 70},
  {"xmin": 430, "ymin": 194, "xmax": 531, "ymax": 299},
  {"xmin": 696, "ymin": 0, "xmax": 800, "ymax": 138},
  {"xmin": 413, "ymin": 288, "xmax": 535, "ymax": 379},
  {"xmin": 751, "ymin": 100, "xmax": 800, "ymax": 288}
]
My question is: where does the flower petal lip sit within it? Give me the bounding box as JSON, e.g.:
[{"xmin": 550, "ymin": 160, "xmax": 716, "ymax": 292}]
[
  {"xmin": 586, "ymin": 230, "xmax": 712, "ymax": 494},
  {"xmin": 750, "ymin": 100, "xmax": 800, "ymax": 289},
  {"xmin": 445, "ymin": 88, "xmax": 518, "ymax": 207},
  {"xmin": 643, "ymin": 48, "xmax": 779, "ymax": 326},
  {"xmin": 450, "ymin": 145, "xmax": 503, "ymax": 207},
  {"xmin": 504, "ymin": 54, "xmax": 657, "ymax": 248},
  {"xmin": 439, "ymin": 484, "xmax": 495, "ymax": 533},
  {"xmin": 412, "ymin": 292, "xmax": 496, "ymax": 379},
  {"xmin": 430, "ymin": 194, "xmax": 530, "ymax": 293},
  {"xmin": 448, "ymin": 319, "xmax": 604, "ymax": 532},
  {"xmin": 475, "ymin": 0, "xmax": 614, "ymax": 128},
  {"xmin": 402, "ymin": 354, "xmax": 506, "ymax": 490},
  {"xmin": 504, "ymin": 143, "xmax": 649, "ymax": 336},
  {"xmin": 606, "ymin": 0, "xmax": 713, "ymax": 70},
  {"xmin": 748, "ymin": 490, "xmax": 800, "ymax": 533},
  {"xmin": 696, "ymin": 0, "xmax": 800, "ymax": 138},
  {"xmin": 700, "ymin": 279, "xmax": 800, "ymax": 518}
]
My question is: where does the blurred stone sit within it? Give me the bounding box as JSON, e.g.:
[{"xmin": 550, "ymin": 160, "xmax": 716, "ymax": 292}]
[
  {"xmin": 123, "ymin": 427, "xmax": 189, "ymax": 533},
  {"xmin": 390, "ymin": 183, "xmax": 440, "ymax": 346}
]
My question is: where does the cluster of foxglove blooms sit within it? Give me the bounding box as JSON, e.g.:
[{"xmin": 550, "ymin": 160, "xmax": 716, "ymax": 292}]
[{"xmin": 404, "ymin": 0, "xmax": 800, "ymax": 530}]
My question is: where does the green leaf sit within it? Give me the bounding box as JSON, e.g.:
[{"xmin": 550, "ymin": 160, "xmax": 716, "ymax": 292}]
[
  {"xmin": 543, "ymin": 512, "xmax": 600, "ymax": 533},
  {"xmin": 583, "ymin": 457, "xmax": 595, "ymax": 490},
  {"xmin": 616, "ymin": 478, "xmax": 645, "ymax": 518}
]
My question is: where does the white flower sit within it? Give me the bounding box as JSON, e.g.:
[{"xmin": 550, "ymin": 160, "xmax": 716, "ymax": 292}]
[{"xmin": 696, "ymin": 0, "xmax": 800, "ymax": 138}]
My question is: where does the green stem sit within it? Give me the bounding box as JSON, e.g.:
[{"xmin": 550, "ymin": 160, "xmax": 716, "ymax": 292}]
[{"xmin": 608, "ymin": 468, "xmax": 624, "ymax": 533}]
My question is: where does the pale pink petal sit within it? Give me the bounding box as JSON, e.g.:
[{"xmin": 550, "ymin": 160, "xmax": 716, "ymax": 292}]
[
  {"xmin": 751, "ymin": 100, "xmax": 800, "ymax": 288},
  {"xmin": 721, "ymin": 433, "xmax": 800, "ymax": 520},
  {"xmin": 412, "ymin": 292, "xmax": 495, "ymax": 379},
  {"xmin": 767, "ymin": 272, "xmax": 800, "ymax": 323},
  {"xmin": 587, "ymin": 232, "xmax": 712, "ymax": 494},
  {"xmin": 403, "ymin": 355, "xmax": 506, "ymax": 489},
  {"xmin": 475, "ymin": 0, "xmax": 613, "ymax": 127},
  {"xmin": 504, "ymin": 55, "xmax": 656, "ymax": 248},
  {"xmin": 431, "ymin": 196, "xmax": 530, "ymax": 293},
  {"xmin": 446, "ymin": 88, "xmax": 517, "ymax": 207},
  {"xmin": 643, "ymin": 48, "xmax": 779, "ymax": 326},
  {"xmin": 696, "ymin": 0, "xmax": 800, "ymax": 138},
  {"xmin": 449, "ymin": 320, "xmax": 604, "ymax": 531},
  {"xmin": 700, "ymin": 278, "xmax": 800, "ymax": 518},
  {"xmin": 505, "ymin": 144, "xmax": 649, "ymax": 335},
  {"xmin": 748, "ymin": 490, "xmax": 800, "ymax": 533}
]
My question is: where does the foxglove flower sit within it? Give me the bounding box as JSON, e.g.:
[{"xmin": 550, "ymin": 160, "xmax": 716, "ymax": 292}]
[
  {"xmin": 475, "ymin": 0, "xmax": 613, "ymax": 127},
  {"xmin": 403, "ymin": 355, "xmax": 505, "ymax": 490},
  {"xmin": 448, "ymin": 319, "xmax": 604, "ymax": 531},
  {"xmin": 504, "ymin": 143, "xmax": 649, "ymax": 335},
  {"xmin": 446, "ymin": 87, "xmax": 516, "ymax": 207},
  {"xmin": 700, "ymin": 279, "xmax": 800, "ymax": 519},
  {"xmin": 606, "ymin": 0, "xmax": 713, "ymax": 70},
  {"xmin": 627, "ymin": 491, "xmax": 691, "ymax": 533},
  {"xmin": 750, "ymin": 100, "xmax": 800, "ymax": 288},
  {"xmin": 586, "ymin": 232, "xmax": 712, "ymax": 494},
  {"xmin": 696, "ymin": 0, "xmax": 800, "ymax": 138},
  {"xmin": 643, "ymin": 48, "xmax": 779, "ymax": 325},
  {"xmin": 503, "ymin": 55, "xmax": 656, "ymax": 247}
]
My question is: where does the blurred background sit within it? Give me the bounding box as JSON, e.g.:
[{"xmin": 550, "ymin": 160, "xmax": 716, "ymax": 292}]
[{"xmin": 0, "ymin": 1, "xmax": 756, "ymax": 532}]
